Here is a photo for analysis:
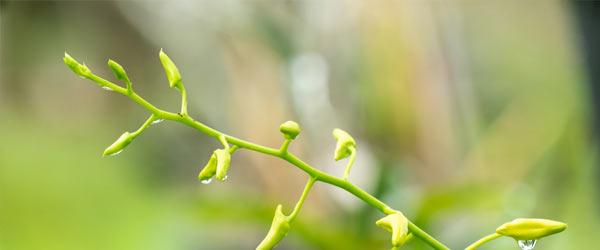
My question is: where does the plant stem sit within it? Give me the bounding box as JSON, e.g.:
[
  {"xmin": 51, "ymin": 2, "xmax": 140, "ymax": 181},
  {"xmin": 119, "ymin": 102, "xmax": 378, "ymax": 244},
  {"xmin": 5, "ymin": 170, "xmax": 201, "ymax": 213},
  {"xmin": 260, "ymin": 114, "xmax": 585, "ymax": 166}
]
[
  {"xmin": 130, "ymin": 114, "xmax": 157, "ymax": 138},
  {"xmin": 343, "ymin": 146, "xmax": 356, "ymax": 181},
  {"xmin": 179, "ymin": 84, "xmax": 188, "ymax": 115},
  {"xmin": 229, "ymin": 145, "xmax": 239, "ymax": 154},
  {"xmin": 288, "ymin": 176, "xmax": 316, "ymax": 221},
  {"xmin": 178, "ymin": 113, "xmax": 451, "ymax": 250},
  {"xmin": 84, "ymin": 73, "xmax": 452, "ymax": 250},
  {"xmin": 280, "ymin": 139, "xmax": 291, "ymax": 154},
  {"xmin": 464, "ymin": 233, "xmax": 501, "ymax": 250},
  {"xmin": 218, "ymin": 134, "xmax": 230, "ymax": 150}
]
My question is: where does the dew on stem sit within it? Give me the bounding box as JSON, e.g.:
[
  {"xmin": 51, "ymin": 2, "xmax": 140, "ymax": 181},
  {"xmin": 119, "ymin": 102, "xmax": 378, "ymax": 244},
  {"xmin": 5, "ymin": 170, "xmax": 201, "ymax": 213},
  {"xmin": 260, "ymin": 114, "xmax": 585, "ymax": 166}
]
[
  {"xmin": 151, "ymin": 119, "xmax": 164, "ymax": 125},
  {"xmin": 102, "ymin": 86, "xmax": 113, "ymax": 91},
  {"xmin": 518, "ymin": 239, "xmax": 536, "ymax": 250},
  {"xmin": 201, "ymin": 178, "xmax": 212, "ymax": 184}
]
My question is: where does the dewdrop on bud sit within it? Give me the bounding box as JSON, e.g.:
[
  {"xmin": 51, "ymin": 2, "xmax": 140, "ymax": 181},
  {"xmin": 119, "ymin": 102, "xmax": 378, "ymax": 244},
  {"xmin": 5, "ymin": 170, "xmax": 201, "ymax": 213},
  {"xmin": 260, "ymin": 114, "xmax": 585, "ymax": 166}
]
[
  {"xmin": 332, "ymin": 128, "xmax": 356, "ymax": 161},
  {"xmin": 279, "ymin": 121, "xmax": 301, "ymax": 140},
  {"xmin": 256, "ymin": 204, "xmax": 291, "ymax": 250},
  {"xmin": 108, "ymin": 59, "xmax": 130, "ymax": 82},
  {"xmin": 103, "ymin": 132, "xmax": 134, "ymax": 157},
  {"xmin": 159, "ymin": 49, "xmax": 182, "ymax": 89},
  {"xmin": 376, "ymin": 211, "xmax": 412, "ymax": 247},
  {"xmin": 198, "ymin": 153, "xmax": 218, "ymax": 183},
  {"xmin": 496, "ymin": 218, "xmax": 567, "ymax": 241},
  {"xmin": 215, "ymin": 149, "xmax": 231, "ymax": 182}
]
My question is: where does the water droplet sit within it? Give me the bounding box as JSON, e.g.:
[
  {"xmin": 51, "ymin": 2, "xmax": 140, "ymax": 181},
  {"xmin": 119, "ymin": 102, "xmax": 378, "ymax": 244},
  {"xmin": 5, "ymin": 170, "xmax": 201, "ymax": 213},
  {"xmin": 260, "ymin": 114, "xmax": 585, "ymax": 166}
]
[
  {"xmin": 518, "ymin": 240, "xmax": 537, "ymax": 250},
  {"xmin": 223, "ymin": 175, "xmax": 228, "ymax": 181},
  {"xmin": 109, "ymin": 150, "xmax": 123, "ymax": 156},
  {"xmin": 201, "ymin": 178, "xmax": 212, "ymax": 184},
  {"xmin": 151, "ymin": 119, "xmax": 164, "ymax": 125},
  {"xmin": 102, "ymin": 86, "xmax": 113, "ymax": 91}
]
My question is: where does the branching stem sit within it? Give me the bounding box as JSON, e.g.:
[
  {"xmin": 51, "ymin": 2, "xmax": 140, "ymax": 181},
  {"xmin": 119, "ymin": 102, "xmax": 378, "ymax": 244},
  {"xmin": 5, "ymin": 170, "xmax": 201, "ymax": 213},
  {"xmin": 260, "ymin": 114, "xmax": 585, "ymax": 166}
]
[
  {"xmin": 279, "ymin": 139, "xmax": 291, "ymax": 154},
  {"xmin": 83, "ymin": 71, "xmax": 455, "ymax": 250}
]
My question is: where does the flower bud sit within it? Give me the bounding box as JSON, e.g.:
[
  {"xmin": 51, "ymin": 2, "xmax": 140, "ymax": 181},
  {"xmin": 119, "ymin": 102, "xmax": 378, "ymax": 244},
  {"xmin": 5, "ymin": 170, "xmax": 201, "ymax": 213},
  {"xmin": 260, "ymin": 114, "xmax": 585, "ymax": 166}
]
[
  {"xmin": 159, "ymin": 49, "xmax": 182, "ymax": 89},
  {"xmin": 108, "ymin": 59, "xmax": 130, "ymax": 82},
  {"xmin": 79, "ymin": 64, "xmax": 92, "ymax": 76},
  {"xmin": 64, "ymin": 52, "xmax": 92, "ymax": 78},
  {"xmin": 376, "ymin": 212, "xmax": 411, "ymax": 247},
  {"xmin": 256, "ymin": 204, "xmax": 290, "ymax": 250},
  {"xmin": 332, "ymin": 128, "xmax": 356, "ymax": 161},
  {"xmin": 103, "ymin": 132, "xmax": 133, "ymax": 156},
  {"xmin": 496, "ymin": 218, "xmax": 567, "ymax": 240},
  {"xmin": 215, "ymin": 149, "xmax": 231, "ymax": 182},
  {"xmin": 279, "ymin": 121, "xmax": 301, "ymax": 140},
  {"xmin": 198, "ymin": 153, "xmax": 217, "ymax": 182}
]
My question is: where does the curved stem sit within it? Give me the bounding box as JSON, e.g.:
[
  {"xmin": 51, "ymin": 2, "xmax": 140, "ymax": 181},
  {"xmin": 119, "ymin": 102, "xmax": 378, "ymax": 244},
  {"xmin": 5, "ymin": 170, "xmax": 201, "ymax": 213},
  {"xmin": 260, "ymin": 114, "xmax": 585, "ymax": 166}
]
[
  {"xmin": 131, "ymin": 114, "xmax": 157, "ymax": 138},
  {"xmin": 343, "ymin": 146, "xmax": 356, "ymax": 180},
  {"xmin": 464, "ymin": 233, "xmax": 502, "ymax": 250},
  {"xmin": 288, "ymin": 176, "xmax": 316, "ymax": 221},
  {"xmin": 179, "ymin": 84, "xmax": 188, "ymax": 115},
  {"xmin": 280, "ymin": 139, "xmax": 291, "ymax": 154},
  {"xmin": 81, "ymin": 72, "xmax": 452, "ymax": 250}
]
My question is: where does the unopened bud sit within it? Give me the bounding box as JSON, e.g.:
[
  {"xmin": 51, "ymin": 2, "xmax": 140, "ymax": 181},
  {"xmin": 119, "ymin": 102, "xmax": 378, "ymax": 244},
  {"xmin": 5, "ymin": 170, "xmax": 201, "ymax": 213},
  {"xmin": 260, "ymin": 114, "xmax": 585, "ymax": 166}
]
[
  {"xmin": 376, "ymin": 212, "xmax": 411, "ymax": 247},
  {"xmin": 108, "ymin": 59, "xmax": 130, "ymax": 82},
  {"xmin": 64, "ymin": 52, "xmax": 92, "ymax": 78},
  {"xmin": 215, "ymin": 149, "xmax": 231, "ymax": 182},
  {"xmin": 256, "ymin": 204, "xmax": 290, "ymax": 250},
  {"xmin": 103, "ymin": 132, "xmax": 133, "ymax": 157},
  {"xmin": 279, "ymin": 121, "xmax": 301, "ymax": 140},
  {"xmin": 332, "ymin": 128, "xmax": 356, "ymax": 161},
  {"xmin": 159, "ymin": 49, "xmax": 182, "ymax": 89},
  {"xmin": 496, "ymin": 218, "xmax": 567, "ymax": 240},
  {"xmin": 198, "ymin": 153, "xmax": 218, "ymax": 182}
]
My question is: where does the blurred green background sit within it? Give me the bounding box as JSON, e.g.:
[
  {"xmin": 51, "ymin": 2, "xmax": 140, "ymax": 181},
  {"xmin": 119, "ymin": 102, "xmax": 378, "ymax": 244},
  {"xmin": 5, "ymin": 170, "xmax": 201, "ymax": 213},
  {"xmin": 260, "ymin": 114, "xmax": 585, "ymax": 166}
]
[{"xmin": 1, "ymin": 1, "xmax": 598, "ymax": 249}]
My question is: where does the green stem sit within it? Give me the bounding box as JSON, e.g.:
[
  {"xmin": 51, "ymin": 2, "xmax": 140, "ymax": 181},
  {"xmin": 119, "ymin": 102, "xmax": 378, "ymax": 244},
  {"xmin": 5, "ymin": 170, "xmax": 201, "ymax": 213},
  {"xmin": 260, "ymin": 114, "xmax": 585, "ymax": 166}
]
[
  {"xmin": 229, "ymin": 145, "xmax": 239, "ymax": 154},
  {"xmin": 288, "ymin": 176, "xmax": 316, "ymax": 221},
  {"xmin": 218, "ymin": 134, "xmax": 230, "ymax": 150},
  {"xmin": 464, "ymin": 233, "xmax": 501, "ymax": 250},
  {"xmin": 280, "ymin": 139, "xmax": 291, "ymax": 154},
  {"xmin": 179, "ymin": 84, "xmax": 188, "ymax": 116},
  {"xmin": 131, "ymin": 114, "xmax": 157, "ymax": 138},
  {"xmin": 125, "ymin": 77, "xmax": 132, "ymax": 94},
  {"xmin": 83, "ymin": 72, "xmax": 451, "ymax": 250},
  {"xmin": 343, "ymin": 146, "xmax": 356, "ymax": 180}
]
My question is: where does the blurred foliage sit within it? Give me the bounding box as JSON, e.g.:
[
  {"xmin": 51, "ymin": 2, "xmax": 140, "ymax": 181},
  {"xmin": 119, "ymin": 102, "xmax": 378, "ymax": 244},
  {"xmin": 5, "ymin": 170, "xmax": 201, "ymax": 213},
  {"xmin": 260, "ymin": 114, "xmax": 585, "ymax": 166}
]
[{"xmin": 1, "ymin": 1, "xmax": 599, "ymax": 250}]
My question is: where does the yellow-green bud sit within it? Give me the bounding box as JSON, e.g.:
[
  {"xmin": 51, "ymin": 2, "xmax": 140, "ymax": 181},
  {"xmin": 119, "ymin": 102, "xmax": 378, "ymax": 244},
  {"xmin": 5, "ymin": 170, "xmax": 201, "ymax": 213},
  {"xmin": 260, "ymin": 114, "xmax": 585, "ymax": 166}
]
[
  {"xmin": 496, "ymin": 218, "xmax": 567, "ymax": 240},
  {"xmin": 64, "ymin": 52, "xmax": 91, "ymax": 78},
  {"xmin": 159, "ymin": 49, "xmax": 182, "ymax": 89},
  {"xmin": 256, "ymin": 204, "xmax": 290, "ymax": 250},
  {"xmin": 376, "ymin": 212, "xmax": 411, "ymax": 247},
  {"xmin": 198, "ymin": 153, "xmax": 217, "ymax": 182},
  {"xmin": 103, "ymin": 132, "xmax": 133, "ymax": 157},
  {"xmin": 108, "ymin": 59, "xmax": 130, "ymax": 82},
  {"xmin": 64, "ymin": 52, "xmax": 79, "ymax": 70},
  {"xmin": 279, "ymin": 121, "xmax": 301, "ymax": 140},
  {"xmin": 215, "ymin": 149, "xmax": 231, "ymax": 182},
  {"xmin": 332, "ymin": 128, "xmax": 356, "ymax": 161}
]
